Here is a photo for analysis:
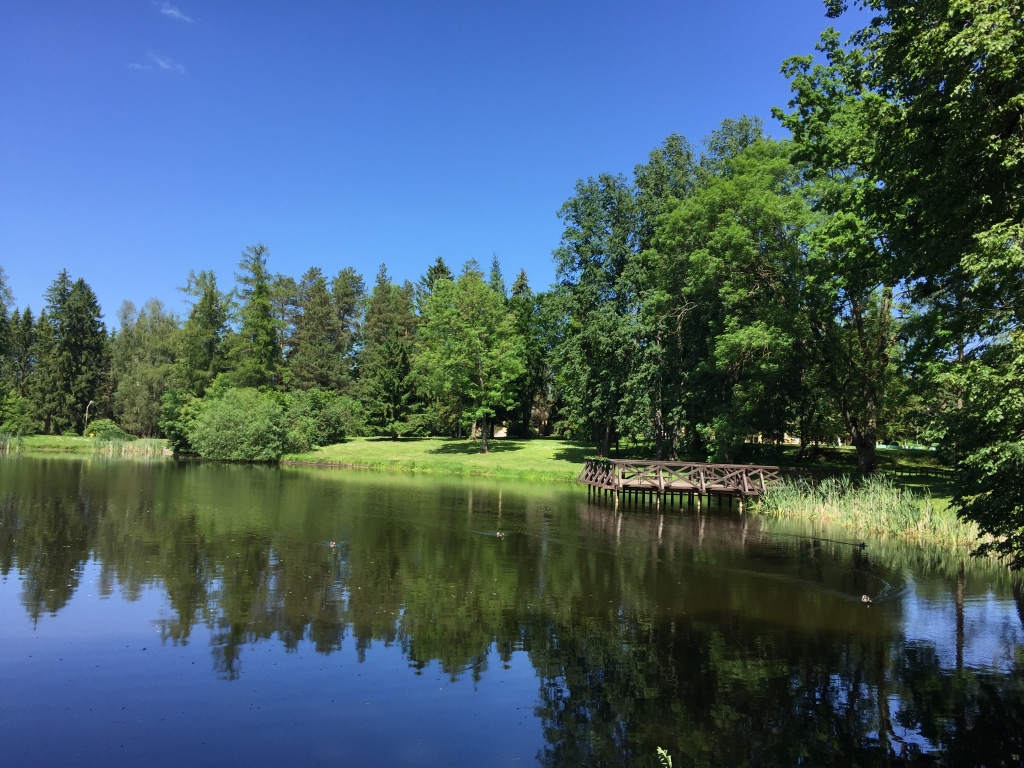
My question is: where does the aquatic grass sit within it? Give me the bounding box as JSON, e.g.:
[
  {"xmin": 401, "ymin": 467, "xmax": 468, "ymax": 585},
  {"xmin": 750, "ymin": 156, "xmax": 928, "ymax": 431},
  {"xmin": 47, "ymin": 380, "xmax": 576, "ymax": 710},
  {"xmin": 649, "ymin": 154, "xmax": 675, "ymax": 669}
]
[
  {"xmin": 757, "ymin": 475, "xmax": 978, "ymax": 547},
  {"xmin": 92, "ymin": 437, "xmax": 168, "ymax": 457},
  {"xmin": 0, "ymin": 432, "xmax": 24, "ymax": 452}
]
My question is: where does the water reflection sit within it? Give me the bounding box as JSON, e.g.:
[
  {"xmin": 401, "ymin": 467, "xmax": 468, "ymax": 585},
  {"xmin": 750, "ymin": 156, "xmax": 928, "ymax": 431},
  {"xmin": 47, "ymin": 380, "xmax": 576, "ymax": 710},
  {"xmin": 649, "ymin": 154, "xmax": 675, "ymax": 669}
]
[{"xmin": 1, "ymin": 456, "xmax": 1022, "ymax": 766}]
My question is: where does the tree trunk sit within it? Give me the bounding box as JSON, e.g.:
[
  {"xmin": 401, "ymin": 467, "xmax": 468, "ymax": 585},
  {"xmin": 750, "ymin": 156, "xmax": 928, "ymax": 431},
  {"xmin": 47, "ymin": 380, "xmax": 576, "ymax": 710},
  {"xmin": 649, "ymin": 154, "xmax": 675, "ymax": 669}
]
[
  {"xmin": 597, "ymin": 421, "xmax": 613, "ymax": 458},
  {"xmin": 480, "ymin": 414, "xmax": 489, "ymax": 453}
]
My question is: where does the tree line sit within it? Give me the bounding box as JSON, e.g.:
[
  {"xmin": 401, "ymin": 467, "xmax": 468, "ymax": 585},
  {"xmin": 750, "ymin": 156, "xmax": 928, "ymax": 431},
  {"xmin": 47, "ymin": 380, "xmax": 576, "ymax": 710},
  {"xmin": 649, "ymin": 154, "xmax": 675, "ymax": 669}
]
[{"xmin": 0, "ymin": 0, "xmax": 1021, "ymax": 561}]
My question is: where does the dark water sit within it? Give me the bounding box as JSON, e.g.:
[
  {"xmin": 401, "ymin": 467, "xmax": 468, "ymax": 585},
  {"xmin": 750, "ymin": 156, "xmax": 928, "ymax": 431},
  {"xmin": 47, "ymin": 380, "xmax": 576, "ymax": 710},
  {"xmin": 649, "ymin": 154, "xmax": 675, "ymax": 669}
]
[{"xmin": 1, "ymin": 457, "xmax": 1023, "ymax": 767}]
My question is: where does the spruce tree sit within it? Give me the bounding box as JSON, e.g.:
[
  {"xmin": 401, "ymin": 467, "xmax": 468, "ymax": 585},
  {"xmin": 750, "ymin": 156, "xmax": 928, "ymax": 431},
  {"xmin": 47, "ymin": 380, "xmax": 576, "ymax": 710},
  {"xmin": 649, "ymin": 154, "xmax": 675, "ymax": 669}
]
[
  {"xmin": 289, "ymin": 267, "xmax": 342, "ymax": 390},
  {"xmin": 507, "ymin": 270, "xmax": 545, "ymax": 437},
  {"xmin": 176, "ymin": 270, "xmax": 231, "ymax": 395},
  {"xmin": 5, "ymin": 307, "xmax": 35, "ymax": 395},
  {"xmin": 31, "ymin": 271, "xmax": 106, "ymax": 434},
  {"xmin": 415, "ymin": 257, "xmax": 453, "ymax": 313},
  {"xmin": 331, "ymin": 267, "xmax": 365, "ymax": 377},
  {"xmin": 232, "ymin": 244, "xmax": 279, "ymax": 389},
  {"xmin": 358, "ymin": 265, "xmax": 418, "ymax": 439}
]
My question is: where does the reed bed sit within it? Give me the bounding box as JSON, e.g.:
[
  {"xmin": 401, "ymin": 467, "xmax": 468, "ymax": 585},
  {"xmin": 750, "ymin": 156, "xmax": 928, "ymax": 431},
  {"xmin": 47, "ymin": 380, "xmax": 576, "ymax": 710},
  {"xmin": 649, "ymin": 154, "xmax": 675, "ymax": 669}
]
[
  {"xmin": 92, "ymin": 437, "xmax": 168, "ymax": 457},
  {"xmin": 756, "ymin": 475, "xmax": 978, "ymax": 546},
  {"xmin": 0, "ymin": 432, "xmax": 24, "ymax": 452}
]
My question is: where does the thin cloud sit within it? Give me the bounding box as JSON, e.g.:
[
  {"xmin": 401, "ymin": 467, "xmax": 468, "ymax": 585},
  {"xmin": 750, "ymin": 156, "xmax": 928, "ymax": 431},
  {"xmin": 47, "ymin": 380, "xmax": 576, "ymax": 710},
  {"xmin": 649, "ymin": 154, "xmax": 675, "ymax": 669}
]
[
  {"xmin": 128, "ymin": 53, "xmax": 186, "ymax": 74},
  {"xmin": 158, "ymin": 2, "xmax": 193, "ymax": 22}
]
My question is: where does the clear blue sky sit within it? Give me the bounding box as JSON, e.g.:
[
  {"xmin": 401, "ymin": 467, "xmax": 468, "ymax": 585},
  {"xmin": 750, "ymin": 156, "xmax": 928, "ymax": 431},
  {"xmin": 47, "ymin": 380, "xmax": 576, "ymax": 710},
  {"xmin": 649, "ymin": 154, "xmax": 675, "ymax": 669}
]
[{"xmin": 0, "ymin": 0, "xmax": 864, "ymax": 322}]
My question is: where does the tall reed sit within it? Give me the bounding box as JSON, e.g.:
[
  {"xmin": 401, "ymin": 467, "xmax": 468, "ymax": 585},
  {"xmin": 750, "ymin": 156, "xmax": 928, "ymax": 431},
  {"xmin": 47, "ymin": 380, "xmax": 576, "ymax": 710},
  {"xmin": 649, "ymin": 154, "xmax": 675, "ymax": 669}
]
[
  {"xmin": 0, "ymin": 432, "xmax": 24, "ymax": 452},
  {"xmin": 756, "ymin": 475, "xmax": 978, "ymax": 546},
  {"xmin": 92, "ymin": 437, "xmax": 167, "ymax": 458}
]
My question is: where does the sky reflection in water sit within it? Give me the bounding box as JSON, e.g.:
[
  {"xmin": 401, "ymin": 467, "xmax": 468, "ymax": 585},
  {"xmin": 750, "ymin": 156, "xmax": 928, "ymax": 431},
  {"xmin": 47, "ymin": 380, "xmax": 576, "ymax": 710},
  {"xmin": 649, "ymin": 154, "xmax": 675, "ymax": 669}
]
[{"xmin": 1, "ymin": 456, "xmax": 1022, "ymax": 767}]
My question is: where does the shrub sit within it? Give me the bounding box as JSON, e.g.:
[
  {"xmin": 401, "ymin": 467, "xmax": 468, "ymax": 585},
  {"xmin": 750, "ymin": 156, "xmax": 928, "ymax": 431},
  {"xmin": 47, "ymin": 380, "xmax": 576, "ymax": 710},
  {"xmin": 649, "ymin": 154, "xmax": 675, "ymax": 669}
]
[
  {"xmin": 187, "ymin": 388, "xmax": 287, "ymax": 461},
  {"xmin": 0, "ymin": 391, "xmax": 40, "ymax": 435},
  {"xmin": 86, "ymin": 418, "xmax": 136, "ymax": 441},
  {"xmin": 285, "ymin": 389, "xmax": 363, "ymax": 452},
  {"xmin": 159, "ymin": 389, "xmax": 200, "ymax": 453}
]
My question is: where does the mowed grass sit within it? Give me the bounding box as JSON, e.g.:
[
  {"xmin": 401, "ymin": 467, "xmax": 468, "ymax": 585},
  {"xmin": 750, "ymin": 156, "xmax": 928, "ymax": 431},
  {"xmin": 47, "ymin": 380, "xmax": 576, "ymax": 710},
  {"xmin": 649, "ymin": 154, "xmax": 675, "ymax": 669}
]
[{"xmin": 283, "ymin": 437, "xmax": 593, "ymax": 481}]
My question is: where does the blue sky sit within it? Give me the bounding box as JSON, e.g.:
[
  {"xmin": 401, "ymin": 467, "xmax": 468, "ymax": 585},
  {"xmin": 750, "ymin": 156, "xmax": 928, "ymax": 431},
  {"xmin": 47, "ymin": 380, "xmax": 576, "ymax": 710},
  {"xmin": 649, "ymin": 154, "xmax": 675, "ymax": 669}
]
[{"xmin": 0, "ymin": 1, "xmax": 865, "ymax": 322}]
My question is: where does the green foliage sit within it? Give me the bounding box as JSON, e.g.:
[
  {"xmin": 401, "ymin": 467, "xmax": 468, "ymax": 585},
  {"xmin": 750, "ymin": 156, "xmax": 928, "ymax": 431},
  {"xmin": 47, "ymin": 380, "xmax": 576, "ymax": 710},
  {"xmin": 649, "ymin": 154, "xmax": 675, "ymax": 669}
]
[
  {"xmin": 186, "ymin": 387, "xmax": 287, "ymax": 461},
  {"xmin": 0, "ymin": 390, "xmax": 40, "ymax": 435},
  {"xmin": 230, "ymin": 243, "xmax": 280, "ymax": 389},
  {"xmin": 284, "ymin": 388, "xmax": 362, "ymax": 452},
  {"xmin": 932, "ymin": 332, "xmax": 1024, "ymax": 566},
  {"xmin": 175, "ymin": 270, "xmax": 231, "ymax": 396},
  {"xmin": 30, "ymin": 271, "xmax": 106, "ymax": 435},
  {"xmin": 414, "ymin": 266, "xmax": 525, "ymax": 451},
  {"xmin": 109, "ymin": 299, "xmax": 178, "ymax": 436},
  {"xmin": 159, "ymin": 388, "xmax": 199, "ymax": 453},
  {"xmin": 84, "ymin": 417, "xmax": 136, "ymax": 441},
  {"xmin": 359, "ymin": 266, "xmax": 419, "ymax": 439}
]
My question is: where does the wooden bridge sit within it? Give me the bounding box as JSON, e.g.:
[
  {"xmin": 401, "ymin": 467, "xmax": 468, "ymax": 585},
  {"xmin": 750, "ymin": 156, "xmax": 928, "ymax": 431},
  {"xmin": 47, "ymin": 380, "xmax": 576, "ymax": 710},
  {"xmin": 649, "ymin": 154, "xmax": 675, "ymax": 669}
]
[{"xmin": 577, "ymin": 459, "xmax": 788, "ymax": 509}]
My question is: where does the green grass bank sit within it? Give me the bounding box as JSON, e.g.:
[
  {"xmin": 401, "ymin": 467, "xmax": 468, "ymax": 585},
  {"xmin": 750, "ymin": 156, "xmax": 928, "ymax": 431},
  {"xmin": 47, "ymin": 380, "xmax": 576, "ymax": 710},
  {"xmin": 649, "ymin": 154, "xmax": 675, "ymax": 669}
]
[{"xmin": 282, "ymin": 436, "xmax": 591, "ymax": 482}]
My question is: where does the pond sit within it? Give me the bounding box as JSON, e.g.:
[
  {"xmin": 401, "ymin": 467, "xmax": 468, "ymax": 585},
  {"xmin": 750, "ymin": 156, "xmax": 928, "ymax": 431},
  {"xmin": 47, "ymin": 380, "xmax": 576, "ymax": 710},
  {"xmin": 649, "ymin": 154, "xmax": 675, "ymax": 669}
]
[{"xmin": 1, "ymin": 456, "xmax": 1022, "ymax": 766}]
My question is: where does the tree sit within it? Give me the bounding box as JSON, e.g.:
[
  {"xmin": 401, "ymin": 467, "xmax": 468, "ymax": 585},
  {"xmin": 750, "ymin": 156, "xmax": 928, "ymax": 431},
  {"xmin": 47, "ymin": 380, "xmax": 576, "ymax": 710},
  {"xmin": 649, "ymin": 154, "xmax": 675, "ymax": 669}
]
[
  {"xmin": 551, "ymin": 174, "xmax": 638, "ymax": 456},
  {"xmin": 175, "ymin": 270, "xmax": 231, "ymax": 396},
  {"xmin": 289, "ymin": 267, "xmax": 344, "ymax": 390},
  {"xmin": 29, "ymin": 271, "xmax": 106, "ymax": 434},
  {"xmin": 4, "ymin": 307, "xmax": 35, "ymax": 397},
  {"xmin": 652, "ymin": 130, "xmax": 812, "ymax": 461},
  {"xmin": 820, "ymin": 0, "xmax": 1024, "ymax": 551},
  {"xmin": 231, "ymin": 244, "xmax": 279, "ymax": 389},
  {"xmin": 506, "ymin": 271, "xmax": 546, "ymax": 437},
  {"xmin": 331, "ymin": 267, "xmax": 365, "ymax": 381},
  {"xmin": 109, "ymin": 299, "xmax": 179, "ymax": 436},
  {"xmin": 415, "ymin": 266, "xmax": 525, "ymax": 452},
  {"xmin": 415, "ymin": 257, "xmax": 454, "ymax": 314},
  {"xmin": 776, "ymin": 34, "xmax": 903, "ymax": 473},
  {"xmin": 358, "ymin": 266, "xmax": 419, "ymax": 439}
]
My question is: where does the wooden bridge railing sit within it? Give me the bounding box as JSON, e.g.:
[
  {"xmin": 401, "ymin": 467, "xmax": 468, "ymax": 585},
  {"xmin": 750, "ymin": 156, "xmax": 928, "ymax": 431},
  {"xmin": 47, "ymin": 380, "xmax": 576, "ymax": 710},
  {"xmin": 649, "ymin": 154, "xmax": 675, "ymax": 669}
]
[{"xmin": 577, "ymin": 459, "xmax": 785, "ymax": 497}]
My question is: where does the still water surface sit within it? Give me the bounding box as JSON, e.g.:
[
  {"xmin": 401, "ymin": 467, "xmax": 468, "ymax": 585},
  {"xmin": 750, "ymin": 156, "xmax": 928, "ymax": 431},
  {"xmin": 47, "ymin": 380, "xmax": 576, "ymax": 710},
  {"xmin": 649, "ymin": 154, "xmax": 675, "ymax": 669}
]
[{"xmin": 1, "ymin": 456, "xmax": 1023, "ymax": 766}]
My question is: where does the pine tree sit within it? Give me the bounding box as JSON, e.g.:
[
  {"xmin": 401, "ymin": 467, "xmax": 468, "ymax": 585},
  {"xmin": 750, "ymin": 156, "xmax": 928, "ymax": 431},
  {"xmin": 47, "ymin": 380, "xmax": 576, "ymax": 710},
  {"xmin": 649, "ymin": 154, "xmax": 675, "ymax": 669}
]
[
  {"xmin": 358, "ymin": 265, "xmax": 418, "ymax": 439},
  {"xmin": 232, "ymin": 244, "xmax": 279, "ymax": 389}
]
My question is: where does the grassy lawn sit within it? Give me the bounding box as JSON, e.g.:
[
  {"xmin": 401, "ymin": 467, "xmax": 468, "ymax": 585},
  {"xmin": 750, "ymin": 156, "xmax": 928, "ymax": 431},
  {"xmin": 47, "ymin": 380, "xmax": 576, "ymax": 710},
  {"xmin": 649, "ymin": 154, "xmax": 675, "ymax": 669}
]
[
  {"xmin": 283, "ymin": 437, "xmax": 593, "ymax": 482},
  {"xmin": 19, "ymin": 435, "xmax": 99, "ymax": 453}
]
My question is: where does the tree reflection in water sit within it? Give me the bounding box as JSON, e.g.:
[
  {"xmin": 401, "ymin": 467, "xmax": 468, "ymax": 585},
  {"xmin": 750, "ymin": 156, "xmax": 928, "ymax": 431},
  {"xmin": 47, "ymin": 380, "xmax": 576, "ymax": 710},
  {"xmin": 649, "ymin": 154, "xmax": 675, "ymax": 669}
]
[{"xmin": 1, "ymin": 457, "xmax": 1022, "ymax": 766}]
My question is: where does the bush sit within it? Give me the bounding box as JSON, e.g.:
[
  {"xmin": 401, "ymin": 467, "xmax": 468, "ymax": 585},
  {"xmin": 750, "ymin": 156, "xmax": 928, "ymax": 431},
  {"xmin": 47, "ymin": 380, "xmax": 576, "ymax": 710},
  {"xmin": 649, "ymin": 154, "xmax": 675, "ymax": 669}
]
[
  {"xmin": 187, "ymin": 388, "xmax": 287, "ymax": 461},
  {"xmin": 284, "ymin": 389, "xmax": 363, "ymax": 452},
  {"xmin": 0, "ymin": 391, "xmax": 40, "ymax": 435},
  {"xmin": 86, "ymin": 418, "xmax": 136, "ymax": 441},
  {"xmin": 159, "ymin": 389, "xmax": 200, "ymax": 453}
]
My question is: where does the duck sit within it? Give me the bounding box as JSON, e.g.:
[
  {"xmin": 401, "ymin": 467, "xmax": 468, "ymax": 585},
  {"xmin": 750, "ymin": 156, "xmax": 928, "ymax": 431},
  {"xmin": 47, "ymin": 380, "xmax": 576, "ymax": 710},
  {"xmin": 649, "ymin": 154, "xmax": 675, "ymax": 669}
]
[
  {"xmin": 861, "ymin": 594, "xmax": 872, "ymax": 604},
  {"xmin": 495, "ymin": 532, "xmax": 505, "ymax": 539},
  {"xmin": 329, "ymin": 541, "xmax": 336, "ymax": 549}
]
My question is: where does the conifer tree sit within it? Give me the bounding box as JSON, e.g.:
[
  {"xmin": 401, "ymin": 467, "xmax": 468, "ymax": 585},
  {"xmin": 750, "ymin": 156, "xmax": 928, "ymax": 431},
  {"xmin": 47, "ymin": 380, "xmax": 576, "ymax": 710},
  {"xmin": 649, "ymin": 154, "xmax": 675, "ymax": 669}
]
[
  {"xmin": 30, "ymin": 271, "xmax": 106, "ymax": 434},
  {"xmin": 289, "ymin": 267, "xmax": 342, "ymax": 390},
  {"xmin": 415, "ymin": 257, "xmax": 453, "ymax": 313},
  {"xmin": 507, "ymin": 270, "xmax": 545, "ymax": 437},
  {"xmin": 358, "ymin": 265, "xmax": 418, "ymax": 439},
  {"xmin": 232, "ymin": 243, "xmax": 279, "ymax": 389},
  {"xmin": 176, "ymin": 270, "xmax": 231, "ymax": 396},
  {"xmin": 331, "ymin": 267, "xmax": 365, "ymax": 380}
]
